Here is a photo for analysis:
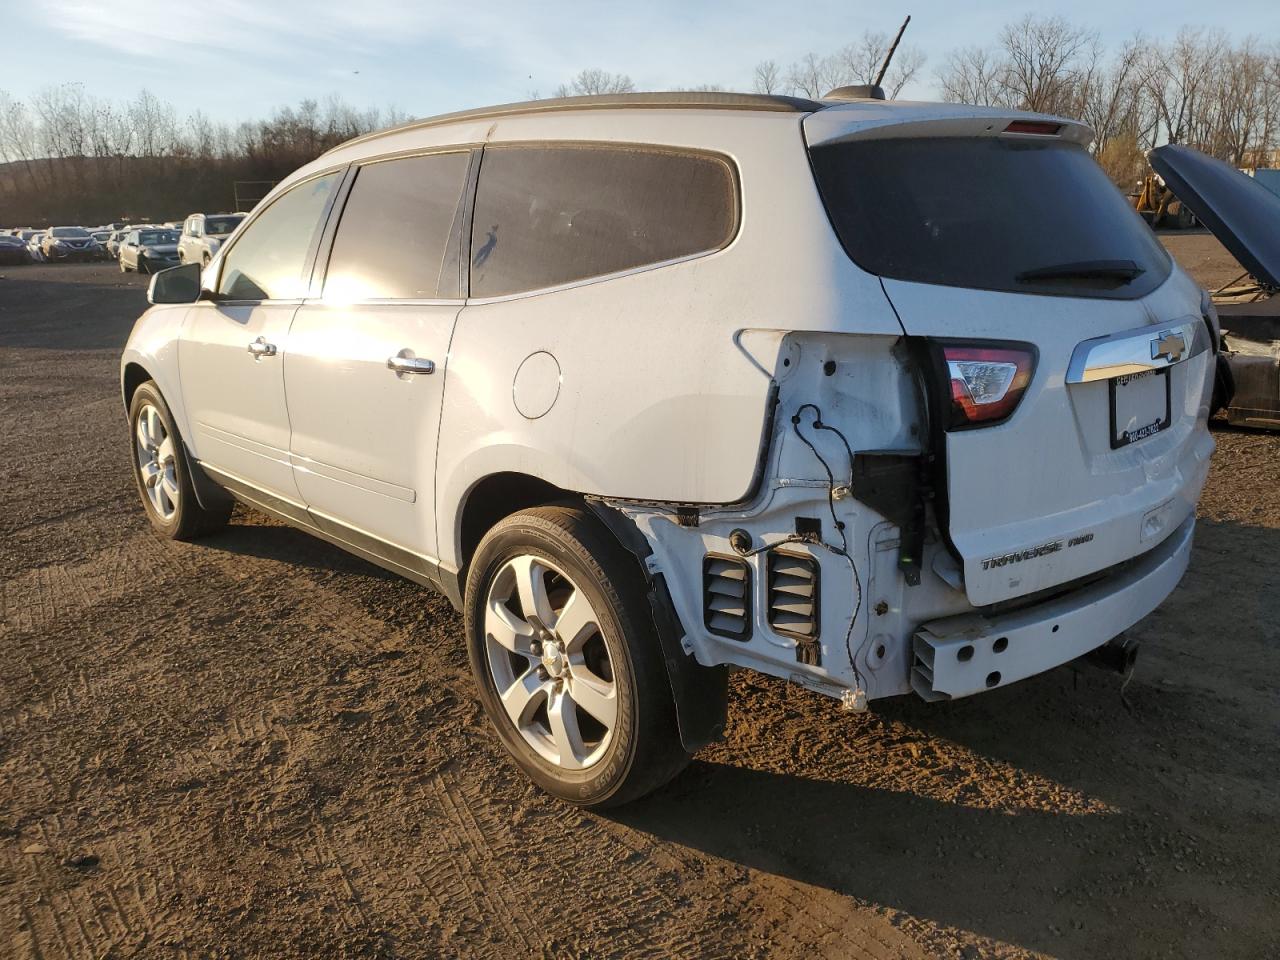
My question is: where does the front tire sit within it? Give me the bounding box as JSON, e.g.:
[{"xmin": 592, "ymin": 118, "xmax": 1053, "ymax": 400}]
[
  {"xmin": 465, "ymin": 505, "xmax": 689, "ymax": 807},
  {"xmin": 128, "ymin": 381, "xmax": 231, "ymax": 540}
]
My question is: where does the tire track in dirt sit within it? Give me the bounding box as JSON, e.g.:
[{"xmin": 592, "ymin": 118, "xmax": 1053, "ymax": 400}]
[{"xmin": 426, "ymin": 771, "xmax": 540, "ymax": 954}]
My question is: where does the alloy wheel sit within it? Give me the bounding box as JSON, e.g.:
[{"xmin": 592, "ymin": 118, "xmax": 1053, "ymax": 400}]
[
  {"xmin": 134, "ymin": 403, "xmax": 179, "ymax": 521},
  {"xmin": 483, "ymin": 554, "xmax": 618, "ymax": 770}
]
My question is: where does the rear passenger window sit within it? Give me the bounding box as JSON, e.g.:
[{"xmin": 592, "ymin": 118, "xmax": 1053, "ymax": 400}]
[
  {"xmin": 470, "ymin": 144, "xmax": 737, "ymax": 298},
  {"xmin": 324, "ymin": 151, "xmax": 471, "ymax": 300}
]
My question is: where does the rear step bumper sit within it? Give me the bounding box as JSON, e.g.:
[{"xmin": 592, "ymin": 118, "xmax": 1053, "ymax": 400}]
[{"xmin": 911, "ymin": 514, "xmax": 1195, "ymax": 701}]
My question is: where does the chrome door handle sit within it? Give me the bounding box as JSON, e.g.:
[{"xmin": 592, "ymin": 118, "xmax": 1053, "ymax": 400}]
[
  {"xmin": 387, "ymin": 355, "xmax": 436, "ymax": 375},
  {"xmin": 247, "ymin": 337, "xmax": 277, "ymax": 358}
]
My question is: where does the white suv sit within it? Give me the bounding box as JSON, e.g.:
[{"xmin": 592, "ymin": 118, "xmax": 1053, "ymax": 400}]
[
  {"xmin": 177, "ymin": 213, "xmax": 247, "ymax": 267},
  {"xmin": 122, "ymin": 91, "xmax": 1218, "ymax": 807}
]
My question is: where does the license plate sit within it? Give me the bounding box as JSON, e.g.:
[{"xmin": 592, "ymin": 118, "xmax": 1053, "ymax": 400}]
[{"xmin": 1110, "ymin": 369, "xmax": 1171, "ymax": 448}]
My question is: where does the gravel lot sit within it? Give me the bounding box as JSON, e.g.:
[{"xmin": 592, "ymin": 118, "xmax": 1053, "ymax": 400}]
[{"xmin": 1, "ymin": 234, "xmax": 1278, "ymax": 959}]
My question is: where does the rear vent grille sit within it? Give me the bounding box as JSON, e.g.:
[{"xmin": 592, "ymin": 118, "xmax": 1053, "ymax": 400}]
[
  {"xmin": 703, "ymin": 554, "xmax": 751, "ymax": 640},
  {"xmin": 767, "ymin": 550, "xmax": 820, "ymax": 644}
]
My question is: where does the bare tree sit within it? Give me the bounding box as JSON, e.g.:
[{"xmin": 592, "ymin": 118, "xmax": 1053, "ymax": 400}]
[
  {"xmin": 786, "ymin": 52, "xmax": 834, "ymax": 99},
  {"xmin": 782, "ymin": 31, "xmax": 925, "ymax": 99},
  {"xmin": 882, "ymin": 46, "xmax": 926, "ymax": 98},
  {"xmin": 937, "ymin": 46, "xmax": 1007, "ymax": 106},
  {"xmin": 998, "ymin": 15, "xmax": 1098, "ymax": 114},
  {"xmin": 752, "ymin": 59, "xmax": 782, "ymax": 95},
  {"xmin": 0, "ymin": 90, "xmax": 43, "ymax": 194},
  {"xmin": 826, "ymin": 31, "xmax": 922, "ymax": 96},
  {"xmin": 1139, "ymin": 27, "xmax": 1219, "ymax": 147},
  {"xmin": 554, "ymin": 69, "xmax": 635, "ymax": 98}
]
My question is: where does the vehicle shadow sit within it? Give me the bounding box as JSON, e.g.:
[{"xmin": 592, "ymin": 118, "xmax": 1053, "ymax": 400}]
[
  {"xmin": 611, "ymin": 518, "xmax": 1280, "ymax": 958},
  {"xmin": 615, "ymin": 756, "xmax": 1116, "ymax": 956},
  {"xmin": 198, "ymin": 512, "xmax": 406, "ymax": 583}
]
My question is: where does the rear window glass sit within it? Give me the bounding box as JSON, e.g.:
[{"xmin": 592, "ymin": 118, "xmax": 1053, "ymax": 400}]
[
  {"xmin": 325, "ymin": 151, "xmax": 470, "ymax": 300},
  {"xmin": 470, "ymin": 144, "xmax": 737, "ymax": 298},
  {"xmin": 204, "ymin": 216, "xmax": 243, "ymax": 235},
  {"xmin": 809, "ymin": 137, "xmax": 1171, "ymax": 299}
]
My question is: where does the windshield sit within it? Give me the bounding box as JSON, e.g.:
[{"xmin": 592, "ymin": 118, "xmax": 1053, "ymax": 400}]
[
  {"xmin": 204, "ymin": 216, "xmax": 244, "ymax": 235},
  {"xmin": 809, "ymin": 136, "xmax": 1171, "ymax": 300},
  {"xmin": 140, "ymin": 230, "xmax": 178, "ymax": 245},
  {"xmin": 50, "ymin": 226, "xmax": 90, "ymax": 238}
]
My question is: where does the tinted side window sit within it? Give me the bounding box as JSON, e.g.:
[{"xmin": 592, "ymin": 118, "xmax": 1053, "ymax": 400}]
[
  {"xmin": 218, "ymin": 172, "xmax": 340, "ymax": 300},
  {"xmin": 470, "ymin": 145, "xmax": 737, "ymax": 298},
  {"xmin": 324, "ymin": 151, "xmax": 470, "ymax": 300}
]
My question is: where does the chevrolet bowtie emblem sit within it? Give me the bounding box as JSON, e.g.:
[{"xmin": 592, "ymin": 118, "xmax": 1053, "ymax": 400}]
[{"xmin": 1151, "ymin": 330, "xmax": 1186, "ymax": 364}]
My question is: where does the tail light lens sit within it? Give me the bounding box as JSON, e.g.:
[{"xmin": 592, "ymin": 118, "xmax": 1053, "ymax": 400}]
[{"xmin": 943, "ymin": 344, "xmax": 1035, "ymax": 427}]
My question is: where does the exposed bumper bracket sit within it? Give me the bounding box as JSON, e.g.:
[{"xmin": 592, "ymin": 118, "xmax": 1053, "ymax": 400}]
[{"xmin": 910, "ymin": 515, "xmax": 1194, "ymax": 701}]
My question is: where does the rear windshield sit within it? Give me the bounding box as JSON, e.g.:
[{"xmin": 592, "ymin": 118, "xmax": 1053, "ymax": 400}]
[
  {"xmin": 809, "ymin": 137, "xmax": 1171, "ymax": 299},
  {"xmin": 205, "ymin": 216, "xmax": 243, "ymax": 235}
]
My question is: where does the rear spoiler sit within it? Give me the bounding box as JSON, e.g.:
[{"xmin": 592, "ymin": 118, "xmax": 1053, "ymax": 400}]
[{"xmin": 804, "ymin": 103, "xmax": 1092, "ymax": 149}]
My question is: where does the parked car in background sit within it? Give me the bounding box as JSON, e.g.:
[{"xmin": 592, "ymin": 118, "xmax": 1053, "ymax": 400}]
[
  {"xmin": 119, "ymin": 227, "xmax": 181, "ymax": 274},
  {"xmin": 1150, "ymin": 143, "xmax": 1280, "ymax": 429},
  {"xmin": 107, "ymin": 229, "xmax": 131, "ymax": 258},
  {"xmin": 121, "ymin": 91, "xmax": 1221, "ymax": 807},
  {"xmin": 26, "ymin": 232, "xmax": 46, "ymax": 262},
  {"xmin": 91, "ymin": 230, "xmax": 114, "ymax": 260},
  {"xmin": 41, "ymin": 226, "xmax": 101, "ymax": 261},
  {"xmin": 177, "ymin": 213, "xmax": 246, "ymax": 266},
  {"xmin": 0, "ymin": 233, "xmax": 30, "ymax": 264}
]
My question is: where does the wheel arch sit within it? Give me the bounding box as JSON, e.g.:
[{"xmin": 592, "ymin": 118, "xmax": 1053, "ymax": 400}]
[
  {"xmin": 456, "ymin": 471, "xmax": 575, "ymax": 579},
  {"xmin": 121, "ymin": 361, "xmax": 151, "ymax": 413},
  {"xmin": 451, "ymin": 475, "xmax": 729, "ymax": 754}
]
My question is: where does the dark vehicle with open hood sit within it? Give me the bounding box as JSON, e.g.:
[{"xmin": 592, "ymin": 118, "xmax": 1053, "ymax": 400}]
[{"xmin": 1151, "ymin": 144, "xmax": 1280, "ymax": 429}]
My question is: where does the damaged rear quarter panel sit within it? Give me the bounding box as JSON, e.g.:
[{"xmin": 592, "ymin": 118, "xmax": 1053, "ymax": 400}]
[{"xmin": 613, "ymin": 331, "xmax": 976, "ymax": 700}]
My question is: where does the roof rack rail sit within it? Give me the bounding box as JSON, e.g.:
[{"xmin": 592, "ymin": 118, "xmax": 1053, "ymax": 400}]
[{"xmin": 325, "ymin": 91, "xmax": 825, "ymax": 155}]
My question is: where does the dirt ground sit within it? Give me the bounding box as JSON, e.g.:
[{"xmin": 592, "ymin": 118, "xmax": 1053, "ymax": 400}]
[{"xmin": 1, "ymin": 234, "xmax": 1277, "ymax": 959}]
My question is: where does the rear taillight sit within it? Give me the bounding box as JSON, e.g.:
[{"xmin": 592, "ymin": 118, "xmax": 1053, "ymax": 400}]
[{"xmin": 943, "ymin": 344, "xmax": 1035, "ymax": 427}]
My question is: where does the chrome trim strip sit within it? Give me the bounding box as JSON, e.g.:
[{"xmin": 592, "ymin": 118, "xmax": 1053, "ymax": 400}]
[
  {"xmin": 290, "ymin": 453, "xmax": 416, "ymax": 503},
  {"xmin": 1065, "ymin": 318, "xmax": 1209, "ymax": 384},
  {"xmin": 196, "ymin": 423, "xmax": 293, "ymax": 467}
]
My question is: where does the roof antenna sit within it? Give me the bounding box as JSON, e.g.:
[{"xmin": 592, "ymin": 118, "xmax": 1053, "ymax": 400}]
[{"xmin": 873, "ymin": 15, "xmax": 912, "ymax": 89}]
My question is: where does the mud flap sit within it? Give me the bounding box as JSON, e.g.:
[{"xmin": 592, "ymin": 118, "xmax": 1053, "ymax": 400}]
[
  {"xmin": 179, "ymin": 439, "xmax": 234, "ymax": 514},
  {"xmin": 588, "ymin": 501, "xmax": 729, "ymax": 753}
]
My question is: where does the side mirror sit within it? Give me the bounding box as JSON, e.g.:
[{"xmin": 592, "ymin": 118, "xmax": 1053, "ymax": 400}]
[{"xmin": 147, "ymin": 262, "xmax": 202, "ymax": 305}]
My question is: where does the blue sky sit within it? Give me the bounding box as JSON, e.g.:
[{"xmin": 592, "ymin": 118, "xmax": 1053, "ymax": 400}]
[{"xmin": 3, "ymin": 0, "xmax": 1276, "ymax": 122}]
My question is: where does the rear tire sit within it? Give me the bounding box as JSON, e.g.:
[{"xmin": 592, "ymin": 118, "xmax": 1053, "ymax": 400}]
[
  {"xmin": 465, "ymin": 505, "xmax": 690, "ymax": 807},
  {"xmin": 128, "ymin": 380, "xmax": 231, "ymax": 540}
]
